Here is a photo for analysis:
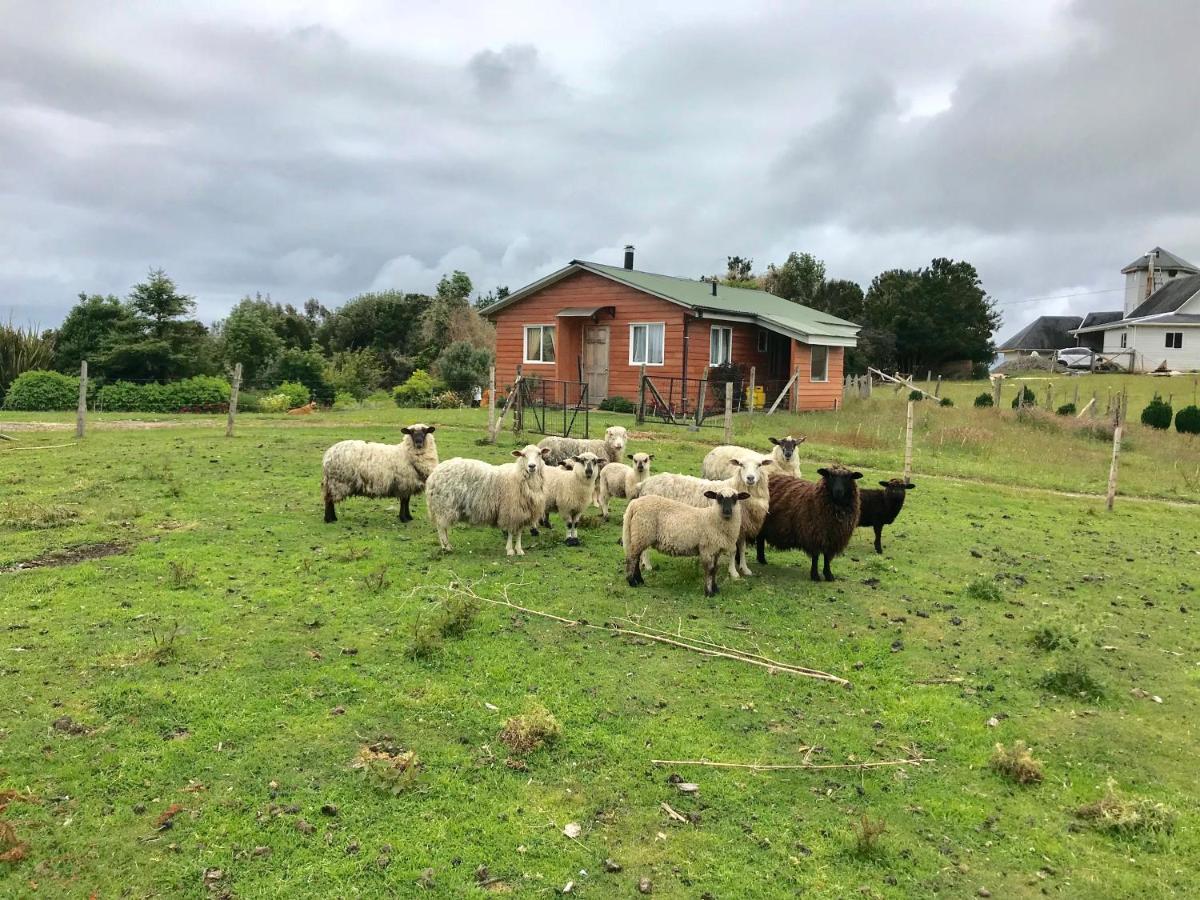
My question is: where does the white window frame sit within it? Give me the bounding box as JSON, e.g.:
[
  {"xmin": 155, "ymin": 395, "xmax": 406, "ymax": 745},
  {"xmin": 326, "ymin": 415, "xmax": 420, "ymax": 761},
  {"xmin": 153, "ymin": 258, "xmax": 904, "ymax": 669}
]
[
  {"xmin": 1119, "ymin": 332, "xmax": 1127, "ymax": 349},
  {"xmin": 523, "ymin": 324, "xmax": 556, "ymax": 364},
  {"xmin": 810, "ymin": 344, "xmax": 829, "ymax": 382},
  {"xmin": 628, "ymin": 322, "xmax": 665, "ymax": 366},
  {"xmin": 757, "ymin": 329, "xmax": 769, "ymax": 353},
  {"xmin": 709, "ymin": 326, "xmax": 732, "ymax": 367},
  {"xmin": 1166, "ymin": 331, "xmax": 1183, "ymax": 349}
]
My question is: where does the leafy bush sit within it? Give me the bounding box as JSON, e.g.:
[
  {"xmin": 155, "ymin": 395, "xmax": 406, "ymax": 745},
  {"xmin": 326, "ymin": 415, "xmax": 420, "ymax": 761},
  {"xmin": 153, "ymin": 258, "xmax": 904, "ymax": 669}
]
[
  {"xmin": 326, "ymin": 349, "xmax": 385, "ymax": 401},
  {"xmin": 271, "ymin": 381, "xmax": 310, "ymax": 410},
  {"xmin": 1176, "ymin": 405, "xmax": 1200, "ymax": 435},
  {"xmin": 939, "ymin": 397, "xmax": 953, "ymax": 407},
  {"xmin": 271, "ymin": 349, "xmax": 333, "ymax": 405},
  {"xmin": 393, "ymin": 369, "xmax": 445, "ymax": 407},
  {"xmin": 4, "ymin": 370, "xmax": 79, "ymax": 410},
  {"xmin": 1, "ymin": 323, "xmax": 56, "ymax": 403},
  {"xmin": 974, "ymin": 392, "xmax": 994, "ymax": 408},
  {"xmin": 97, "ymin": 377, "xmax": 231, "ymax": 413},
  {"xmin": 430, "ymin": 390, "xmax": 462, "ymax": 409},
  {"xmin": 258, "ymin": 393, "xmax": 290, "ymax": 413},
  {"xmin": 1056, "ymin": 402, "xmax": 1077, "ymax": 416},
  {"xmin": 237, "ymin": 390, "xmax": 264, "ymax": 412},
  {"xmin": 1140, "ymin": 394, "xmax": 1172, "ymax": 430},
  {"xmin": 908, "ymin": 389, "xmax": 924, "ymax": 402},
  {"xmin": 434, "ymin": 341, "xmax": 492, "ymax": 393},
  {"xmin": 333, "ymin": 391, "xmax": 357, "ymax": 409},
  {"xmin": 1011, "ymin": 385, "xmax": 1036, "ymax": 408},
  {"xmin": 598, "ymin": 396, "xmax": 636, "ymax": 414}
]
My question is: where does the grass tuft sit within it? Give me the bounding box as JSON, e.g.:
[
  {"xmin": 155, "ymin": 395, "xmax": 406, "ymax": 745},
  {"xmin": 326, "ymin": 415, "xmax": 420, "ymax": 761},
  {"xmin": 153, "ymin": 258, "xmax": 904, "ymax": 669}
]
[
  {"xmin": 990, "ymin": 741, "xmax": 1044, "ymax": 784},
  {"xmin": 964, "ymin": 577, "xmax": 1003, "ymax": 602},
  {"xmin": 1030, "ymin": 623, "xmax": 1077, "ymax": 651},
  {"xmin": 851, "ymin": 815, "xmax": 887, "ymax": 856},
  {"xmin": 498, "ymin": 701, "xmax": 562, "ymax": 755},
  {"xmin": 0, "ymin": 500, "xmax": 78, "ymax": 529},
  {"xmin": 1075, "ymin": 781, "xmax": 1177, "ymax": 835},
  {"xmin": 1037, "ymin": 661, "xmax": 1104, "ymax": 699},
  {"xmin": 166, "ymin": 560, "xmax": 197, "ymax": 589},
  {"xmin": 406, "ymin": 592, "xmax": 481, "ymax": 658}
]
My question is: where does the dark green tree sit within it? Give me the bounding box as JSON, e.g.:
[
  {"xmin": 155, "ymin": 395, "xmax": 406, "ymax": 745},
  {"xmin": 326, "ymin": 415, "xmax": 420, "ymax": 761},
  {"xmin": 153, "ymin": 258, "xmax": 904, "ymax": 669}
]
[
  {"xmin": 434, "ymin": 341, "xmax": 492, "ymax": 393},
  {"xmin": 316, "ymin": 290, "xmax": 431, "ymax": 385},
  {"xmin": 128, "ymin": 268, "xmax": 194, "ymax": 339},
  {"xmin": 270, "ymin": 348, "xmax": 334, "ymax": 405},
  {"xmin": 763, "ymin": 252, "xmax": 826, "ymax": 305},
  {"xmin": 99, "ymin": 269, "xmax": 215, "ymax": 381},
  {"xmin": 53, "ymin": 294, "xmax": 134, "ymax": 373},
  {"xmin": 217, "ymin": 297, "xmax": 285, "ymax": 384}
]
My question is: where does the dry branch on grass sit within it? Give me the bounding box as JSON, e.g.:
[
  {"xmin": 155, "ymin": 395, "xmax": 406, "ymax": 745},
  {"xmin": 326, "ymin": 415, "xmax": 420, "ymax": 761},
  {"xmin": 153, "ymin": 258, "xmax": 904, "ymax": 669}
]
[
  {"xmin": 990, "ymin": 741, "xmax": 1043, "ymax": 784},
  {"xmin": 649, "ymin": 756, "xmax": 933, "ymax": 772},
  {"xmin": 1075, "ymin": 781, "xmax": 1177, "ymax": 835},
  {"xmin": 436, "ymin": 578, "xmax": 850, "ymax": 686}
]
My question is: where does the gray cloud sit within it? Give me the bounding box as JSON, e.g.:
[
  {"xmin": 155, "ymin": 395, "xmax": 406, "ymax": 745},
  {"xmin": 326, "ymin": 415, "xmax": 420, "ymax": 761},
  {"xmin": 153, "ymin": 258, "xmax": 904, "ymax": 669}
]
[{"xmin": 0, "ymin": 0, "xmax": 1195, "ymax": 340}]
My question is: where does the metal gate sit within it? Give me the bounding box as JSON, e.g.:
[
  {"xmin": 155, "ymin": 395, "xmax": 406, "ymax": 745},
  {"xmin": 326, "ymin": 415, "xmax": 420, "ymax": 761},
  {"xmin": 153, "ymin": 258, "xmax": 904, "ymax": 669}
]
[
  {"xmin": 514, "ymin": 378, "xmax": 590, "ymax": 438},
  {"xmin": 636, "ymin": 375, "xmax": 734, "ymax": 427}
]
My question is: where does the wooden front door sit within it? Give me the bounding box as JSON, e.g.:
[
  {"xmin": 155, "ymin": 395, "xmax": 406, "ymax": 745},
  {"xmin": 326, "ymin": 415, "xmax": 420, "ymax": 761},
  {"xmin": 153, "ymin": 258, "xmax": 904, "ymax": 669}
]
[{"xmin": 583, "ymin": 325, "xmax": 610, "ymax": 403}]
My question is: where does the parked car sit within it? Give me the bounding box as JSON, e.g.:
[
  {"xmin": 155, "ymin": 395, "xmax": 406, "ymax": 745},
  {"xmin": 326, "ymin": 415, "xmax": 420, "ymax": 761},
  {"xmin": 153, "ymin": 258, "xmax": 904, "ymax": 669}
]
[{"xmin": 1056, "ymin": 347, "xmax": 1094, "ymax": 369}]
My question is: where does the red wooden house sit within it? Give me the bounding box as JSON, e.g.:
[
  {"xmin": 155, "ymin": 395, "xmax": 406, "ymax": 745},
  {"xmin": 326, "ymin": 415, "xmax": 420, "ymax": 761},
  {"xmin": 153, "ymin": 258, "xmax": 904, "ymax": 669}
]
[{"xmin": 481, "ymin": 248, "xmax": 860, "ymax": 411}]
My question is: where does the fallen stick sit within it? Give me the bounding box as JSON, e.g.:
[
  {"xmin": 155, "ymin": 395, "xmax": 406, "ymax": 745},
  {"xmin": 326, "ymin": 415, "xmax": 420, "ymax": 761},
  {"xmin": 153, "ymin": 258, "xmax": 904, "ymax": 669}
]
[
  {"xmin": 660, "ymin": 802, "xmax": 689, "ymax": 823},
  {"xmin": 0, "ymin": 434, "xmax": 14, "ymax": 442},
  {"xmin": 614, "ymin": 616, "xmax": 801, "ymax": 672},
  {"xmin": 650, "ymin": 757, "xmax": 934, "ymax": 771},
  {"xmin": 2, "ymin": 442, "xmax": 78, "ymax": 452},
  {"xmin": 443, "ymin": 580, "xmax": 850, "ymax": 686}
]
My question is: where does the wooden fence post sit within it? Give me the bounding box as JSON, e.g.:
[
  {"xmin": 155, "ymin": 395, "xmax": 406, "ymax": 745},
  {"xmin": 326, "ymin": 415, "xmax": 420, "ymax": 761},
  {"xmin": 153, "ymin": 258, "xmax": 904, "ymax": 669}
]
[
  {"xmin": 791, "ymin": 365, "xmax": 800, "ymax": 412},
  {"xmin": 903, "ymin": 400, "xmax": 914, "ymax": 483},
  {"xmin": 637, "ymin": 364, "xmax": 647, "ymax": 424},
  {"xmin": 1090, "ymin": 391, "xmax": 1098, "ymax": 418},
  {"xmin": 1106, "ymin": 406, "xmax": 1123, "ymax": 511},
  {"xmin": 747, "ymin": 366, "xmax": 756, "ymax": 414},
  {"xmin": 75, "ymin": 361, "xmax": 88, "ymax": 438},
  {"xmin": 1046, "ymin": 382, "xmax": 1054, "ymax": 411},
  {"xmin": 992, "ymin": 377, "xmax": 1002, "ymax": 409},
  {"xmin": 933, "ymin": 376, "xmax": 942, "ymax": 398},
  {"xmin": 723, "ymin": 382, "xmax": 734, "ymax": 442},
  {"xmin": 690, "ymin": 379, "xmax": 708, "ymax": 431},
  {"xmin": 225, "ymin": 362, "xmax": 242, "ymax": 437},
  {"xmin": 487, "ymin": 366, "xmax": 497, "ymax": 441}
]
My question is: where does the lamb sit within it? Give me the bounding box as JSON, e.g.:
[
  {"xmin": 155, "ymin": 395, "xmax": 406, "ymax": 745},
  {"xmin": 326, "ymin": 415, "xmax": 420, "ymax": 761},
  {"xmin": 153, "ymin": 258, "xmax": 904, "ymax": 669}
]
[
  {"xmin": 425, "ymin": 444, "xmax": 549, "ymax": 556},
  {"xmin": 321, "ymin": 424, "xmax": 438, "ymax": 524},
  {"xmin": 755, "ymin": 466, "xmax": 863, "ymax": 582},
  {"xmin": 637, "ymin": 456, "xmax": 772, "ymax": 579},
  {"xmin": 537, "ymin": 425, "xmax": 629, "ymax": 465},
  {"xmin": 857, "ymin": 478, "xmax": 915, "ymax": 553},
  {"xmin": 702, "ymin": 436, "xmax": 804, "ymax": 481},
  {"xmin": 623, "ymin": 488, "xmax": 750, "ymax": 597},
  {"xmin": 539, "ymin": 452, "xmax": 606, "ymax": 546},
  {"xmin": 597, "ymin": 452, "xmax": 654, "ymax": 520}
]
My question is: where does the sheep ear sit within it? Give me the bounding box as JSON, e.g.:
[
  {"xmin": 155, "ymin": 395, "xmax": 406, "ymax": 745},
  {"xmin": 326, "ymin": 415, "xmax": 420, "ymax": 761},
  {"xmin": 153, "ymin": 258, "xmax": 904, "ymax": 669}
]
[
  {"xmin": 760, "ymin": 459, "xmax": 774, "ymax": 466},
  {"xmin": 425, "ymin": 426, "xmax": 436, "ymax": 433},
  {"xmin": 817, "ymin": 467, "xmax": 829, "ymax": 477},
  {"xmin": 879, "ymin": 481, "xmax": 890, "ymax": 488},
  {"xmin": 511, "ymin": 450, "xmax": 522, "ymax": 458},
  {"xmin": 401, "ymin": 427, "xmax": 412, "ymax": 435},
  {"xmin": 729, "ymin": 458, "xmax": 743, "ymax": 467},
  {"xmin": 560, "ymin": 462, "xmax": 573, "ymax": 470},
  {"xmin": 703, "ymin": 490, "xmax": 718, "ymax": 500},
  {"xmin": 736, "ymin": 491, "xmax": 751, "ymax": 501},
  {"xmin": 627, "ymin": 453, "xmax": 635, "ymax": 460},
  {"xmin": 795, "ymin": 436, "xmax": 806, "ymax": 444},
  {"xmin": 904, "ymin": 482, "xmax": 916, "ymax": 489},
  {"xmin": 768, "ymin": 437, "xmax": 779, "ymax": 446},
  {"xmin": 539, "ymin": 447, "xmax": 551, "ymax": 457},
  {"xmin": 647, "ymin": 454, "xmax": 655, "ymax": 460},
  {"xmin": 851, "ymin": 472, "xmax": 863, "ymax": 480}
]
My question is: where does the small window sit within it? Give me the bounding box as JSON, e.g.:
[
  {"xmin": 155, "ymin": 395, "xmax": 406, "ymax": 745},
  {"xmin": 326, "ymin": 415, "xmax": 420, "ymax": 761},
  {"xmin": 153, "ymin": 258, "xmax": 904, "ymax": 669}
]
[
  {"xmin": 1119, "ymin": 333, "xmax": 1127, "ymax": 349},
  {"xmin": 709, "ymin": 326, "xmax": 732, "ymax": 366},
  {"xmin": 757, "ymin": 329, "xmax": 768, "ymax": 353},
  {"xmin": 1166, "ymin": 331, "xmax": 1183, "ymax": 349},
  {"xmin": 524, "ymin": 325, "xmax": 556, "ymax": 363},
  {"xmin": 810, "ymin": 344, "xmax": 829, "ymax": 382},
  {"xmin": 629, "ymin": 323, "xmax": 665, "ymax": 366}
]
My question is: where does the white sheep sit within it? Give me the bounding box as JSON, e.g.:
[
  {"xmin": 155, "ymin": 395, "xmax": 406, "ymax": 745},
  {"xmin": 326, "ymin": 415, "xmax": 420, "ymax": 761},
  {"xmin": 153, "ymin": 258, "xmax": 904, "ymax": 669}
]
[
  {"xmin": 537, "ymin": 425, "xmax": 629, "ymax": 465},
  {"xmin": 321, "ymin": 424, "xmax": 438, "ymax": 524},
  {"xmin": 597, "ymin": 452, "xmax": 654, "ymax": 521},
  {"xmin": 638, "ymin": 456, "xmax": 773, "ymax": 579},
  {"xmin": 623, "ymin": 488, "xmax": 750, "ymax": 597},
  {"xmin": 539, "ymin": 452, "xmax": 606, "ymax": 545},
  {"xmin": 425, "ymin": 444, "xmax": 549, "ymax": 556},
  {"xmin": 702, "ymin": 435, "xmax": 804, "ymax": 481}
]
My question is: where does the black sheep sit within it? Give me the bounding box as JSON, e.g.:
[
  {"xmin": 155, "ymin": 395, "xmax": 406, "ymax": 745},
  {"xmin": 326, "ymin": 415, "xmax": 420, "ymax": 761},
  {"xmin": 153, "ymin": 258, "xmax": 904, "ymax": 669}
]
[
  {"xmin": 857, "ymin": 478, "xmax": 915, "ymax": 553},
  {"xmin": 755, "ymin": 466, "xmax": 862, "ymax": 581}
]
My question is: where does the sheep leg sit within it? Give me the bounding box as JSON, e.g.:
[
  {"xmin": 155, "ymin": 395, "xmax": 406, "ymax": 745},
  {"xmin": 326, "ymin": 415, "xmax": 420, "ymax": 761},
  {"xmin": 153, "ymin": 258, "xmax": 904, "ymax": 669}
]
[
  {"xmin": 626, "ymin": 547, "xmax": 644, "ymax": 586},
  {"xmin": 809, "ymin": 553, "xmax": 821, "ymax": 582},
  {"xmin": 756, "ymin": 535, "xmax": 768, "ymax": 565},
  {"xmin": 399, "ymin": 495, "xmax": 412, "ymax": 522},
  {"xmin": 704, "ymin": 555, "xmax": 719, "ymax": 597},
  {"xmin": 736, "ymin": 538, "xmax": 753, "ymax": 577},
  {"xmin": 515, "ymin": 530, "xmax": 525, "ymax": 556},
  {"xmin": 822, "ymin": 554, "xmax": 834, "ymax": 581},
  {"xmin": 435, "ymin": 522, "xmax": 451, "ymax": 552},
  {"xmin": 598, "ymin": 489, "xmax": 610, "ymax": 521},
  {"xmin": 505, "ymin": 531, "xmax": 516, "ymax": 556},
  {"xmin": 726, "ymin": 545, "xmax": 740, "ymax": 579},
  {"xmin": 565, "ymin": 513, "xmax": 581, "ymax": 547},
  {"xmin": 324, "ymin": 498, "xmax": 337, "ymax": 523},
  {"xmin": 640, "ymin": 549, "xmax": 653, "ymax": 572},
  {"xmin": 873, "ymin": 526, "xmax": 883, "ymax": 554}
]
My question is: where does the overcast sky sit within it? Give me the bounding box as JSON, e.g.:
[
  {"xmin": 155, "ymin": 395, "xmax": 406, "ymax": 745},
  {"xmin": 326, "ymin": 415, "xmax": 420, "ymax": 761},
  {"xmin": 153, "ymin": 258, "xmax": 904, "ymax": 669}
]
[{"xmin": 3, "ymin": 0, "xmax": 1198, "ymax": 340}]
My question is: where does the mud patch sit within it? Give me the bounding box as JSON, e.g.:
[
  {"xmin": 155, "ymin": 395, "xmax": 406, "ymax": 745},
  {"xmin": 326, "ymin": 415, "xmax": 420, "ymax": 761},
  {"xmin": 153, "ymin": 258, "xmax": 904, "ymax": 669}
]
[{"xmin": 2, "ymin": 541, "xmax": 128, "ymax": 573}]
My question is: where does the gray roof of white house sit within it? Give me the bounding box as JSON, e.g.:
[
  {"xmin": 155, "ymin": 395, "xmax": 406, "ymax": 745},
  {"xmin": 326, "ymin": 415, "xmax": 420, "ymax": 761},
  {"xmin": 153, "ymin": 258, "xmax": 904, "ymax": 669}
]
[
  {"xmin": 997, "ymin": 315, "xmax": 1082, "ymax": 351},
  {"xmin": 1121, "ymin": 247, "xmax": 1200, "ymax": 274}
]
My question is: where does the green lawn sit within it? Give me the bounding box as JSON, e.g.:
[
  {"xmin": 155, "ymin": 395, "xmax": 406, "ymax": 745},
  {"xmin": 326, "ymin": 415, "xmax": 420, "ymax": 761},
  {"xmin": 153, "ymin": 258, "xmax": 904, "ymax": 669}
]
[{"xmin": 1, "ymin": 392, "xmax": 1198, "ymax": 898}]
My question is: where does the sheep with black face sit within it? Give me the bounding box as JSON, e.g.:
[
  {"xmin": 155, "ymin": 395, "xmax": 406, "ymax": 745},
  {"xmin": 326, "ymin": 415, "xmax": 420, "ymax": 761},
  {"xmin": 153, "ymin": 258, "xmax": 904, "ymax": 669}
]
[
  {"xmin": 321, "ymin": 424, "xmax": 438, "ymax": 523},
  {"xmin": 755, "ymin": 466, "xmax": 863, "ymax": 581},
  {"xmin": 857, "ymin": 478, "xmax": 915, "ymax": 553}
]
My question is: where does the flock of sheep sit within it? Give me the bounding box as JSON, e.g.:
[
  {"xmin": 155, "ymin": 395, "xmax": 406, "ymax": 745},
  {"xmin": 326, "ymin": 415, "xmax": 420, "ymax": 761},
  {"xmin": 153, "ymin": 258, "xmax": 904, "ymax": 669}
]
[{"xmin": 320, "ymin": 423, "xmax": 915, "ymax": 596}]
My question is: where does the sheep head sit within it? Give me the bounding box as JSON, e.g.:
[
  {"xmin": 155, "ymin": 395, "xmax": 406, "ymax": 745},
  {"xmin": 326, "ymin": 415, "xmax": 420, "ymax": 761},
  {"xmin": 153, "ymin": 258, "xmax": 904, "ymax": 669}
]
[
  {"xmin": 604, "ymin": 426, "xmax": 629, "ymax": 453},
  {"xmin": 817, "ymin": 465, "xmax": 863, "ymax": 506},
  {"xmin": 727, "ymin": 456, "xmax": 773, "ymax": 488},
  {"xmin": 768, "ymin": 435, "xmax": 805, "ymax": 460},
  {"xmin": 511, "ymin": 444, "xmax": 549, "ymax": 477},
  {"xmin": 401, "ymin": 423, "xmax": 436, "ymax": 449},
  {"xmin": 703, "ymin": 488, "xmax": 752, "ymax": 520}
]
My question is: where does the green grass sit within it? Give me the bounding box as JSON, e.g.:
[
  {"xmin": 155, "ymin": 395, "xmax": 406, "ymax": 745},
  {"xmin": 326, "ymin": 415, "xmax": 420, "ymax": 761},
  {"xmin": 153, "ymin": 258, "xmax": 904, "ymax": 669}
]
[{"xmin": 1, "ymin": 394, "xmax": 1198, "ymax": 898}]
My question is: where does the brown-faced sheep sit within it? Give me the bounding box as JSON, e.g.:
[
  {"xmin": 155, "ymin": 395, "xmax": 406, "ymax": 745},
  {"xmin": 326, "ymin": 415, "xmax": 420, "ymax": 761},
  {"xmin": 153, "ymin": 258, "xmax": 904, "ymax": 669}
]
[
  {"xmin": 539, "ymin": 452, "xmax": 606, "ymax": 545},
  {"xmin": 623, "ymin": 488, "xmax": 750, "ymax": 596},
  {"xmin": 597, "ymin": 452, "xmax": 654, "ymax": 520},
  {"xmin": 321, "ymin": 424, "xmax": 438, "ymax": 523},
  {"xmin": 755, "ymin": 467, "xmax": 863, "ymax": 581},
  {"xmin": 857, "ymin": 478, "xmax": 915, "ymax": 553}
]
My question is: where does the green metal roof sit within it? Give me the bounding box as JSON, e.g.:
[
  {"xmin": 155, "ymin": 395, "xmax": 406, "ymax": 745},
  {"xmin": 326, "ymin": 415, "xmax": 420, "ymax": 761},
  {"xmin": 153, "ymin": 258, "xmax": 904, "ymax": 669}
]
[{"xmin": 480, "ymin": 260, "xmax": 861, "ymax": 345}]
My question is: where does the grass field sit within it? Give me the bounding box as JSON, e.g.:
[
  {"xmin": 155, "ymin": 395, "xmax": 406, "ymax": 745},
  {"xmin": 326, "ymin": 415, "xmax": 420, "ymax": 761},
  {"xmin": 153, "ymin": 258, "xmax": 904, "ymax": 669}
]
[{"xmin": 2, "ymin": 376, "xmax": 1199, "ymax": 898}]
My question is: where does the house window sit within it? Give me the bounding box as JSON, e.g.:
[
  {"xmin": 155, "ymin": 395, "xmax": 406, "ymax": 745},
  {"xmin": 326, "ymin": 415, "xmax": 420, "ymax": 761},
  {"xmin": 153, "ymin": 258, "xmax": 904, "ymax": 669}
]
[
  {"xmin": 1119, "ymin": 333, "xmax": 1127, "ymax": 349},
  {"xmin": 1166, "ymin": 332, "xmax": 1183, "ymax": 349},
  {"xmin": 629, "ymin": 323, "xmax": 665, "ymax": 366},
  {"xmin": 810, "ymin": 345, "xmax": 829, "ymax": 382},
  {"xmin": 524, "ymin": 325, "xmax": 556, "ymax": 364},
  {"xmin": 757, "ymin": 329, "xmax": 768, "ymax": 353},
  {"xmin": 709, "ymin": 326, "xmax": 732, "ymax": 366}
]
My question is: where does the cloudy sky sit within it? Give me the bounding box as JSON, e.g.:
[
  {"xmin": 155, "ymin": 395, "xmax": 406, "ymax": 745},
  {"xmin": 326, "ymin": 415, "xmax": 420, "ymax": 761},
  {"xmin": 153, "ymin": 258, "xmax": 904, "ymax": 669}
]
[{"xmin": 3, "ymin": 0, "xmax": 1198, "ymax": 340}]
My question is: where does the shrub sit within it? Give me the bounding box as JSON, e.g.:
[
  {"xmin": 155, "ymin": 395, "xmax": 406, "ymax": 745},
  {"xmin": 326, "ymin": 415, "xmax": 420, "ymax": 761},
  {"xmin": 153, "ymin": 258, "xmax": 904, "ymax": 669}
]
[
  {"xmin": 908, "ymin": 389, "xmax": 924, "ymax": 402},
  {"xmin": 333, "ymin": 391, "xmax": 357, "ymax": 409},
  {"xmin": 97, "ymin": 377, "xmax": 231, "ymax": 413},
  {"xmin": 598, "ymin": 396, "xmax": 636, "ymax": 414},
  {"xmin": 498, "ymin": 701, "xmax": 562, "ymax": 755},
  {"xmin": 430, "ymin": 390, "xmax": 462, "ymax": 409},
  {"xmin": 4, "ymin": 370, "xmax": 79, "ymax": 410},
  {"xmin": 270, "ymin": 381, "xmax": 310, "ymax": 410},
  {"xmin": 326, "ymin": 349, "xmax": 386, "ymax": 401},
  {"xmin": 434, "ymin": 341, "xmax": 492, "ymax": 393},
  {"xmin": 393, "ymin": 369, "xmax": 444, "ymax": 407},
  {"xmin": 974, "ymin": 392, "xmax": 994, "ymax": 408},
  {"xmin": 990, "ymin": 741, "xmax": 1044, "ymax": 785},
  {"xmin": 1140, "ymin": 394, "xmax": 1173, "ymax": 430},
  {"xmin": 271, "ymin": 349, "xmax": 334, "ymax": 405},
  {"xmin": 258, "ymin": 392, "xmax": 290, "ymax": 413},
  {"xmin": 1075, "ymin": 781, "xmax": 1177, "ymax": 835},
  {"xmin": 1011, "ymin": 385, "xmax": 1036, "ymax": 408},
  {"xmin": 939, "ymin": 396, "xmax": 953, "ymax": 407},
  {"xmin": 1174, "ymin": 405, "xmax": 1200, "ymax": 435},
  {"xmin": 0, "ymin": 323, "xmax": 55, "ymax": 403},
  {"xmin": 237, "ymin": 390, "xmax": 264, "ymax": 412},
  {"xmin": 1056, "ymin": 402, "xmax": 1077, "ymax": 416}
]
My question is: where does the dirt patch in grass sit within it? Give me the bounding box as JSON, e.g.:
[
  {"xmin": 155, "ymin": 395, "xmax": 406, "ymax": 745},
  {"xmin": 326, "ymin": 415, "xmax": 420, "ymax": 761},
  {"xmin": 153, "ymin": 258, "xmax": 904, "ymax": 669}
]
[{"xmin": 2, "ymin": 540, "xmax": 128, "ymax": 573}]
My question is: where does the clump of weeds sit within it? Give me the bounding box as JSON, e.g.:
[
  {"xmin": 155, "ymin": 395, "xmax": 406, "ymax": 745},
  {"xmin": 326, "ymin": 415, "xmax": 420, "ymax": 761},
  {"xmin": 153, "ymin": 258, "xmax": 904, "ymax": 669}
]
[
  {"xmin": 1075, "ymin": 780, "xmax": 1176, "ymax": 836},
  {"xmin": 498, "ymin": 701, "xmax": 562, "ymax": 755},
  {"xmin": 990, "ymin": 741, "xmax": 1044, "ymax": 784}
]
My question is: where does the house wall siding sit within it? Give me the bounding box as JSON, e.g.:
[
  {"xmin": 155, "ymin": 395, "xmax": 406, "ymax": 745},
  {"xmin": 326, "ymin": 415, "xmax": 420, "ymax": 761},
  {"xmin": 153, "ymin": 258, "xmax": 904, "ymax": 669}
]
[{"xmin": 1129, "ymin": 325, "xmax": 1200, "ymax": 372}]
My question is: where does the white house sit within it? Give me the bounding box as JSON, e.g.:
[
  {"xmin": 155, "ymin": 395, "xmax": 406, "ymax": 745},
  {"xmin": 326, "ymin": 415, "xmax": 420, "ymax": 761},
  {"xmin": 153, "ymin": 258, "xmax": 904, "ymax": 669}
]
[{"xmin": 1071, "ymin": 247, "xmax": 1200, "ymax": 372}]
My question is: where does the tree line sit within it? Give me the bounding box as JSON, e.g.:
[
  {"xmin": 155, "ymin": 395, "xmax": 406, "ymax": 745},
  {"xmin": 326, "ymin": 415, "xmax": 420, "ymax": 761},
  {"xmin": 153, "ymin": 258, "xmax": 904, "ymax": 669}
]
[{"xmin": 719, "ymin": 252, "xmax": 1000, "ymax": 375}]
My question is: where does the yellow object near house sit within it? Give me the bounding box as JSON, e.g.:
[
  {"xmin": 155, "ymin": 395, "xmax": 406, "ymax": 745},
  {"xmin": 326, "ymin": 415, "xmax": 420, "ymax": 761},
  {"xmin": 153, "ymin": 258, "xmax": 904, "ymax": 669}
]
[{"xmin": 752, "ymin": 385, "xmax": 765, "ymax": 407}]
